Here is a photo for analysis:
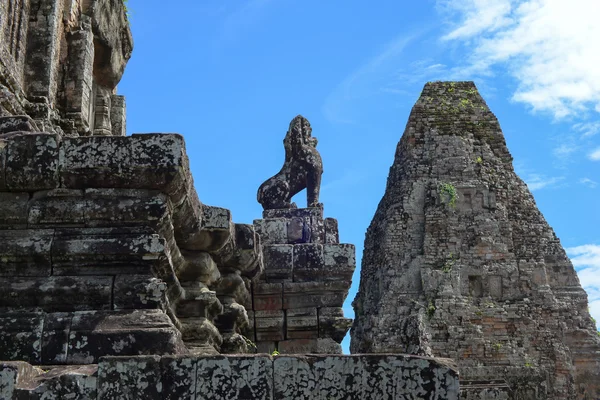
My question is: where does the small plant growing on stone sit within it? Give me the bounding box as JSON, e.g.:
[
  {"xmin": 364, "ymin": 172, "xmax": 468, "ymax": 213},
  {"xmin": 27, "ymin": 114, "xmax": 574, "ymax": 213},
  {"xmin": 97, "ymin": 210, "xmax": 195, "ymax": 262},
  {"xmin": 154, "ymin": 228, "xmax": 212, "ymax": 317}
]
[
  {"xmin": 242, "ymin": 336, "xmax": 257, "ymax": 353},
  {"xmin": 441, "ymin": 252, "xmax": 457, "ymax": 273},
  {"xmin": 476, "ymin": 156, "xmax": 483, "ymax": 164},
  {"xmin": 271, "ymin": 349, "xmax": 280, "ymax": 356},
  {"xmin": 493, "ymin": 343, "xmax": 502, "ymax": 352},
  {"xmin": 439, "ymin": 183, "xmax": 458, "ymax": 208},
  {"xmin": 426, "ymin": 300, "xmax": 436, "ymax": 318}
]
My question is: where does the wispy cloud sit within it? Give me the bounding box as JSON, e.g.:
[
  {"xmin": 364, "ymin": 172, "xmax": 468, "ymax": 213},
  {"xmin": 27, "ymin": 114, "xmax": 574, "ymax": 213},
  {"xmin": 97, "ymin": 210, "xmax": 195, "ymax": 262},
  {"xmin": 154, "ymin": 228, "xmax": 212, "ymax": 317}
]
[
  {"xmin": 523, "ymin": 174, "xmax": 565, "ymax": 191},
  {"xmin": 567, "ymin": 244, "xmax": 600, "ymax": 330},
  {"xmin": 552, "ymin": 142, "xmax": 578, "ymax": 161},
  {"xmin": 438, "ymin": 0, "xmax": 600, "ymax": 119},
  {"xmin": 323, "ymin": 32, "xmax": 422, "ymax": 123},
  {"xmin": 589, "ymin": 148, "xmax": 600, "ymax": 161},
  {"xmin": 573, "ymin": 121, "xmax": 600, "ymax": 138},
  {"xmin": 580, "ymin": 178, "xmax": 598, "ymax": 188}
]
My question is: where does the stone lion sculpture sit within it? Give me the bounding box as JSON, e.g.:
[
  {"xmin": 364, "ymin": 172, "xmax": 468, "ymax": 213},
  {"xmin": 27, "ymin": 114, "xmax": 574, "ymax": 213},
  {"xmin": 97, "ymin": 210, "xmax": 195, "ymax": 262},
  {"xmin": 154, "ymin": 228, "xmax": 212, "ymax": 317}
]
[{"xmin": 257, "ymin": 115, "xmax": 323, "ymax": 210}]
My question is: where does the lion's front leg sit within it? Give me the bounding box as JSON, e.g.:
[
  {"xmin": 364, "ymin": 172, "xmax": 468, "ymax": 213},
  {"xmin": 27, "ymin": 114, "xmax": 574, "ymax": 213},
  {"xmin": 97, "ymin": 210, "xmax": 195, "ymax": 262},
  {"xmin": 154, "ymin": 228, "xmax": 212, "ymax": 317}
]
[{"xmin": 306, "ymin": 168, "xmax": 323, "ymax": 208}]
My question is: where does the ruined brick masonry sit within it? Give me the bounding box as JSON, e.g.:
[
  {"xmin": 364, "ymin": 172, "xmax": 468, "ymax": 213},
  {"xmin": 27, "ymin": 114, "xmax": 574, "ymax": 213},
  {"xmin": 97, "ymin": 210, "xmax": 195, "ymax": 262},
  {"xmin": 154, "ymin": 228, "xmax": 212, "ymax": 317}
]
[{"xmin": 351, "ymin": 81, "xmax": 600, "ymax": 399}]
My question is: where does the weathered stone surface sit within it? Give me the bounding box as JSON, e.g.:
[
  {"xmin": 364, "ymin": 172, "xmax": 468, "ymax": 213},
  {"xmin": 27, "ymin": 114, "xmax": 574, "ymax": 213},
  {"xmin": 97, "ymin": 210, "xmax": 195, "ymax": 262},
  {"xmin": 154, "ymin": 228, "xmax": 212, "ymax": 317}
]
[
  {"xmin": 283, "ymin": 281, "xmax": 349, "ymax": 309},
  {"xmin": 318, "ymin": 307, "xmax": 352, "ymax": 343},
  {"xmin": 0, "ymin": 362, "xmax": 43, "ymax": 400},
  {"xmin": 15, "ymin": 365, "xmax": 98, "ymax": 400},
  {"xmin": 28, "ymin": 189, "xmax": 85, "ymax": 226},
  {"xmin": 97, "ymin": 356, "xmax": 162, "ymax": 399},
  {"xmin": 0, "ymin": 116, "xmax": 37, "ymax": 134},
  {"xmin": 0, "ymin": 229, "xmax": 54, "ymax": 276},
  {"xmin": 41, "ymin": 312, "xmax": 71, "ymax": 365},
  {"xmin": 196, "ymin": 355, "xmax": 274, "ymax": 400},
  {"xmin": 255, "ymin": 310, "xmax": 285, "ymax": 341},
  {"xmin": 273, "ymin": 355, "xmax": 459, "ymax": 399},
  {"xmin": 0, "ymin": 313, "xmax": 44, "ymax": 363},
  {"xmin": 67, "ymin": 310, "xmax": 187, "ymax": 364},
  {"xmin": 324, "ymin": 217, "xmax": 339, "ymax": 244},
  {"xmin": 257, "ymin": 115, "xmax": 323, "ymax": 210},
  {"xmin": 60, "ymin": 135, "xmax": 190, "ymax": 201},
  {"xmin": 0, "ymin": 276, "xmax": 112, "ymax": 312},
  {"xmin": 253, "ymin": 283, "xmax": 284, "ymax": 311},
  {"xmin": 51, "ymin": 228, "xmax": 166, "ymax": 273},
  {"xmin": 253, "ymin": 218, "xmax": 288, "ymax": 245},
  {"xmin": 5, "ymin": 134, "xmax": 59, "ymax": 190},
  {"xmin": 351, "ymin": 81, "xmax": 600, "ymax": 399},
  {"xmin": 161, "ymin": 356, "xmax": 198, "ymax": 400},
  {"xmin": 261, "ymin": 244, "xmax": 293, "ymax": 282},
  {"xmin": 0, "ymin": 193, "xmax": 29, "ymax": 228},
  {"xmin": 286, "ymin": 308, "xmax": 318, "ymax": 339},
  {"xmin": 278, "ymin": 338, "xmax": 341, "ymax": 354},
  {"xmin": 113, "ymin": 275, "xmax": 169, "ymax": 310}
]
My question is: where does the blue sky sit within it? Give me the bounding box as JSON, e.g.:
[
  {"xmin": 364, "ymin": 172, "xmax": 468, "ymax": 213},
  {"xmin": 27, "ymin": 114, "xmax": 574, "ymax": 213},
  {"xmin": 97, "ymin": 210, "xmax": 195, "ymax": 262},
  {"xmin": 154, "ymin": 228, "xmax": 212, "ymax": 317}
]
[{"xmin": 120, "ymin": 0, "xmax": 600, "ymax": 352}]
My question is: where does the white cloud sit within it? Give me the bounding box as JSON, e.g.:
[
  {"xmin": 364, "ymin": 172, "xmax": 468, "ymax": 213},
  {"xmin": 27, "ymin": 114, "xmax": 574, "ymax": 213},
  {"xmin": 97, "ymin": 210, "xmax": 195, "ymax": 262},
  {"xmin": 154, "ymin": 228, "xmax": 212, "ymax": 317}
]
[
  {"xmin": 580, "ymin": 178, "xmax": 598, "ymax": 188},
  {"xmin": 553, "ymin": 143, "xmax": 578, "ymax": 160},
  {"xmin": 567, "ymin": 244, "xmax": 600, "ymax": 330},
  {"xmin": 589, "ymin": 148, "xmax": 600, "ymax": 161},
  {"xmin": 439, "ymin": 0, "xmax": 600, "ymax": 119},
  {"xmin": 524, "ymin": 174, "xmax": 564, "ymax": 191},
  {"xmin": 573, "ymin": 122, "xmax": 600, "ymax": 138}
]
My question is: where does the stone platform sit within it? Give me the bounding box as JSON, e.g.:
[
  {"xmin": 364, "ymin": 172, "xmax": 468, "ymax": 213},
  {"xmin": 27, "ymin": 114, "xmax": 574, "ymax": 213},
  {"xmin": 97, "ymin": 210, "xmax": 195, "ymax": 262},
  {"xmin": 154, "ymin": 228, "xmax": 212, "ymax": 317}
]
[{"xmin": 0, "ymin": 354, "xmax": 459, "ymax": 399}]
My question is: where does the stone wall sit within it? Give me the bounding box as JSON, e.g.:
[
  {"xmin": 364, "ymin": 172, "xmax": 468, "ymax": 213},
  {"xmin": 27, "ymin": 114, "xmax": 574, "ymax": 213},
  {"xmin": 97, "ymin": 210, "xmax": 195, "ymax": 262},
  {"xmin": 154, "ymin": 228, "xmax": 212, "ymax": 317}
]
[
  {"xmin": 0, "ymin": 354, "xmax": 460, "ymax": 399},
  {"xmin": 251, "ymin": 207, "xmax": 355, "ymax": 354},
  {"xmin": 0, "ymin": 0, "xmax": 132, "ymax": 136},
  {"xmin": 351, "ymin": 81, "xmax": 600, "ymax": 399},
  {"xmin": 0, "ymin": 132, "xmax": 263, "ymax": 362}
]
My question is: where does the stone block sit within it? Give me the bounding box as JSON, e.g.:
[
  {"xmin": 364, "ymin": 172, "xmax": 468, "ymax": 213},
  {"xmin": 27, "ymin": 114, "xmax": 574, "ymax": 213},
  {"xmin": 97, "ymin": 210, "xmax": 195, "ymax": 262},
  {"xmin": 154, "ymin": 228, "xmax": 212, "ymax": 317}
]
[
  {"xmin": 292, "ymin": 243, "xmax": 324, "ymax": 282},
  {"xmin": 0, "ymin": 138, "xmax": 6, "ymax": 190},
  {"xmin": 5, "ymin": 133, "xmax": 59, "ymax": 190},
  {"xmin": 253, "ymin": 218, "xmax": 288, "ymax": 245},
  {"xmin": 176, "ymin": 289, "xmax": 222, "ymax": 319},
  {"xmin": 256, "ymin": 341, "xmax": 276, "ymax": 354},
  {"xmin": 0, "ymin": 276, "xmax": 113, "ymax": 312},
  {"xmin": 283, "ymin": 281, "xmax": 349, "ymax": 309},
  {"xmin": 255, "ymin": 310, "xmax": 285, "ymax": 341},
  {"xmin": 273, "ymin": 355, "xmax": 460, "ymax": 399},
  {"xmin": 196, "ymin": 355, "xmax": 273, "ymax": 400},
  {"xmin": 28, "ymin": 189, "xmax": 86, "ymax": 226},
  {"xmin": 51, "ymin": 229, "xmax": 166, "ymax": 274},
  {"xmin": 263, "ymin": 207, "xmax": 323, "ymax": 220},
  {"xmin": 0, "ymin": 361, "xmax": 42, "ymax": 399},
  {"xmin": 41, "ymin": 312, "xmax": 72, "ymax": 365},
  {"xmin": 114, "ymin": 275, "xmax": 168, "ymax": 310},
  {"xmin": 0, "ymin": 192, "xmax": 29, "ymax": 228},
  {"xmin": 178, "ymin": 251, "xmax": 220, "ymax": 285},
  {"xmin": 324, "ymin": 217, "xmax": 339, "ymax": 244},
  {"xmin": 0, "ymin": 312, "xmax": 44, "ymax": 363},
  {"xmin": 179, "ymin": 317, "xmax": 223, "ymax": 350},
  {"xmin": 67, "ymin": 310, "xmax": 187, "ymax": 364},
  {"xmin": 0, "ymin": 115, "xmax": 37, "ymax": 134},
  {"xmin": 277, "ymin": 338, "xmax": 341, "ymax": 354},
  {"xmin": 161, "ymin": 356, "xmax": 198, "ymax": 400},
  {"xmin": 286, "ymin": 308, "xmax": 318, "ymax": 339},
  {"xmin": 322, "ymin": 243, "xmax": 356, "ymax": 281},
  {"xmin": 84, "ymin": 189, "xmax": 170, "ymax": 228},
  {"xmin": 60, "ymin": 134, "xmax": 190, "ymax": 203},
  {"xmin": 0, "ymin": 229, "xmax": 54, "ymax": 276},
  {"xmin": 253, "ymin": 282, "xmax": 283, "ymax": 311},
  {"xmin": 180, "ymin": 205, "xmax": 232, "ymax": 252},
  {"xmin": 318, "ymin": 308, "xmax": 352, "ymax": 343},
  {"xmin": 262, "ymin": 244, "xmax": 293, "ymax": 282},
  {"xmin": 97, "ymin": 356, "xmax": 162, "ymax": 399},
  {"xmin": 16, "ymin": 365, "xmax": 98, "ymax": 400}
]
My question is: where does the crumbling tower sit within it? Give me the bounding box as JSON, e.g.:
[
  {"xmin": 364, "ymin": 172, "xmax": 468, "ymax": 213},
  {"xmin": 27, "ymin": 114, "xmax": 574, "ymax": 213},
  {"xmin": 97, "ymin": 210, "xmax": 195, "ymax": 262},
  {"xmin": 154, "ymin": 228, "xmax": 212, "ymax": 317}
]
[{"xmin": 351, "ymin": 81, "xmax": 600, "ymax": 399}]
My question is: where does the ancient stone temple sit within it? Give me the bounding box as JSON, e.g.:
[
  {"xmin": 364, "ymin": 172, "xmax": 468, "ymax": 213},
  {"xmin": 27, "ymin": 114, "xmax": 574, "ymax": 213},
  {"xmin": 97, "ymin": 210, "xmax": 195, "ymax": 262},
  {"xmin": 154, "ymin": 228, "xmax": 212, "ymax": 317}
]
[
  {"xmin": 351, "ymin": 81, "xmax": 600, "ymax": 399},
  {"xmin": 0, "ymin": 2, "xmax": 459, "ymax": 395},
  {"xmin": 0, "ymin": 0, "xmax": 132, "ymax": 136}
]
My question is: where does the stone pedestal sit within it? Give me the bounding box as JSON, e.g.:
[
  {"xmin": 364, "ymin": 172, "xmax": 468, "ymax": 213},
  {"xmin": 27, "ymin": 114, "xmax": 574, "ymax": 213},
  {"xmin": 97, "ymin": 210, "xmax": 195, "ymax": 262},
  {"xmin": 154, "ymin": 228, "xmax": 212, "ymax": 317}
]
[{"xmin": 252, "ymin": 207, "xmax": 354, "ymax": 354}]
